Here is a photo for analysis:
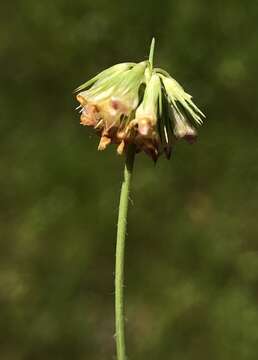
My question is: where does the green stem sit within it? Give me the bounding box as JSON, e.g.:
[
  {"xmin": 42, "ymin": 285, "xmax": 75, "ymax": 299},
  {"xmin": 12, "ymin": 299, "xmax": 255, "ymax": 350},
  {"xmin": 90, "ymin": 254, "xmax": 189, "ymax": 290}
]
[
  {"xmin": 149, "ymin": 37, "xmax": 155, "ymax": 71},
  {"xmin": 115, "ymin": 144, "xmax": 136, "ymax": 360}
]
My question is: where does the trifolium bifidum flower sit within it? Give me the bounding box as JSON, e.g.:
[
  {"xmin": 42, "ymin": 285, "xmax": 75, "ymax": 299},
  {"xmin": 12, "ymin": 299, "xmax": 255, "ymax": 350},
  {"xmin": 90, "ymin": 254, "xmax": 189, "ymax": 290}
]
[{"xmin": 75, "ymin": 56, "xmax": 205, "ymax": 161}]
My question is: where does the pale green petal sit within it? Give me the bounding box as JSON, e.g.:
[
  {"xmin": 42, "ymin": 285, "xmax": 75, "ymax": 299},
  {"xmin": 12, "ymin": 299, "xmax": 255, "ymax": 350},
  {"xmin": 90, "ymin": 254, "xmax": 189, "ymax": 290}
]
[
  {"xmin": 159, "ymin": 74, "xmax": 205, "ymax": 125},
  {"xmin": 75, "ymin": 63, "xmax": 135, "ymax": 93},
  {"xmin": 113, "ymin": 61, "xmax": 147, "ymax": 96},
  {"xmin": 136, "ymin": 73, "xmax": 161, "ymax": 120}
]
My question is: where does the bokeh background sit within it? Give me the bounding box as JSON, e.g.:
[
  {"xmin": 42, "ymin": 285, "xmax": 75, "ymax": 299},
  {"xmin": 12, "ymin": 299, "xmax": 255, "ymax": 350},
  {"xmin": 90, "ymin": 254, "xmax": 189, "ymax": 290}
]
[{"xmin": 1, "ymin": 1, "xmax": 258, "ymax": 359}]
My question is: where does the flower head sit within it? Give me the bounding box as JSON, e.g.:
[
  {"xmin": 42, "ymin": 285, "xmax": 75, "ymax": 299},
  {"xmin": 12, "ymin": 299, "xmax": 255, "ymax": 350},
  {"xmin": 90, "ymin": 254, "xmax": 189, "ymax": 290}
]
[{"xmin": 75, "ymin": 47, "xmax": 205, "ymax": 161}]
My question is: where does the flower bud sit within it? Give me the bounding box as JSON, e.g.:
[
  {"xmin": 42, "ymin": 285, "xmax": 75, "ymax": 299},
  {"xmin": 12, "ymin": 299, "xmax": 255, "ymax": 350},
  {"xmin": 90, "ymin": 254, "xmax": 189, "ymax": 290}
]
[
  {"xmin": 135, "ymin": 75, "xmax": 160, "ymax": 133},
  {"xmin": 126, "ymin": 73, "xmax": 162, "ymax": 159},
  {"xmin": 161, "ymin": 75, "xmax": 205, "ymax": 125},
  {"xmin": 76, "ymin": 62, "xmax": 148, "ymax": 150},
  {"xmin": 172, "ymin": 108, "xmax": 197, "ymax": 142}
]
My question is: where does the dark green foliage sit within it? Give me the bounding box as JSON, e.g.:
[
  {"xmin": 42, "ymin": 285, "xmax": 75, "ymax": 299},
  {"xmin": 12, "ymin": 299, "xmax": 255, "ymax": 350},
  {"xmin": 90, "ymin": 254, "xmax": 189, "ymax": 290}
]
[{"xmin": 1, "ymin": 0, "xmax": 258, "ymax": 359}]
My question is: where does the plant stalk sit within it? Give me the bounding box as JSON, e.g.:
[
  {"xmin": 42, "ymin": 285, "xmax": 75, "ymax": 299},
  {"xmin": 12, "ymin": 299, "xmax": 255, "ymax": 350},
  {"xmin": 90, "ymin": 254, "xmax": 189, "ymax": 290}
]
[
  {"xmin": 115, "ymin": 40, "xmax": 155, "ymax": 359},
  {"xmin": 149, "ymin": 37, "xmax": 155, "ymax": 71},
  {"xmin": 115, "ymin": 144, "xmax": 135, "ymax": 360}
]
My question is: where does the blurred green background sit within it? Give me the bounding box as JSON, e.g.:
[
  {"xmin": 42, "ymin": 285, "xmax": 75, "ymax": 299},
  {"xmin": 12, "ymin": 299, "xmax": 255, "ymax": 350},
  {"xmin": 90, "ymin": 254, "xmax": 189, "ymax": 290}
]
[{"xmin": 1, "ymin": 1, "xmax": 258, "ymax": 359}]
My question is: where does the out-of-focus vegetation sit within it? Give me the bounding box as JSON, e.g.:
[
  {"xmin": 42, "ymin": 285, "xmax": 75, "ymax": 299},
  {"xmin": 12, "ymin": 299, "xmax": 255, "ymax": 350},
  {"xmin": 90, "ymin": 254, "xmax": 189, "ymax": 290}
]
[{"xmin": 1, "ymin": 1, "xmax": 258, "ymax": 359}]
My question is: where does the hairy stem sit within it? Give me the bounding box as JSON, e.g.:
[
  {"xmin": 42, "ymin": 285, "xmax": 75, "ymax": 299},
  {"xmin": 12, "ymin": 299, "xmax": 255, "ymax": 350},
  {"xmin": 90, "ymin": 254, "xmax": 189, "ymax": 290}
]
[{"xmin": 115, "ymin": 144, "xmax": 136, "ymax": 360}]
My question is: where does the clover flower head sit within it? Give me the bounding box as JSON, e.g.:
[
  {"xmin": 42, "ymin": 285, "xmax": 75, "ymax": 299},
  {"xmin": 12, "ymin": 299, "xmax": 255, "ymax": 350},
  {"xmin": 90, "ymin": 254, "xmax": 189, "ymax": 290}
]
[{"xmin": 75, "ymin": 49, "xmax": 205, "ymax": 161}]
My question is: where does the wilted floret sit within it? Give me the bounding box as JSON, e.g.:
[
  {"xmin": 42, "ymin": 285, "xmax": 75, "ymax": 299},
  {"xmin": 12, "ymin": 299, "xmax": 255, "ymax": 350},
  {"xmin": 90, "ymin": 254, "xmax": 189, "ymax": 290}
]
[{"xmin": 75, "ymin": 58, "xmax": 205, "ymax": 161}]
